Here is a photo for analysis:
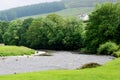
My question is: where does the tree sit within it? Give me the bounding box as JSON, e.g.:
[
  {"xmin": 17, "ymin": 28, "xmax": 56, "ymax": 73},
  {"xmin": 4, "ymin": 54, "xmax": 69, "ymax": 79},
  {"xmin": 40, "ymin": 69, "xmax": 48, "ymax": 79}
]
[
  {"xmin": 26, "ymin": 14, "xmax": 84, "ymax": 50},
  {"xmin": 26, "ymin": 18, "xmax": 49, "ymax": 49},
  {"xmin": 63, "ymin": 17, "xmax": 84, "ymax": 50},
  {"xmin": 45, "ymin": 14, "xmax": 65, "ymax": 49},
  {"xmin": 3, "ymin": 20, "xmax": 23, "ymax": 45},
  {"xmin": 19, "ymin": 18, "xmax": 33, "ymax": 46},
  {"xmin": 84, "ymin": 2, "xmax": 120, "ymax": 53},
  {"xmin": 0, "ymin": 21, "xmax": 9, "ymax": 43}
]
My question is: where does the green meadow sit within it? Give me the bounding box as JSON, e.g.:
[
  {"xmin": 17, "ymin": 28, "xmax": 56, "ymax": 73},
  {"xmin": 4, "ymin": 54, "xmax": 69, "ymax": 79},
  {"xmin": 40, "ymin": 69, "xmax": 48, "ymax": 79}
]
[
  {"xmin": 0, "ymin": 46, "xmax": 35, "ymax": 56},
  {"xmin": 20, "ymin": 7, "xmax": 93, "ymax": 19}
]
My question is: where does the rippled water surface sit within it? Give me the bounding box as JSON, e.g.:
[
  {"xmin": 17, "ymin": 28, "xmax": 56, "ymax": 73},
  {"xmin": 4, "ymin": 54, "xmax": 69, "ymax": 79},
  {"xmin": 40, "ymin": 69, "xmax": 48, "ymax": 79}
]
[{"xmin": 0, "ymin": 51, "xmax": 115, "ymax": 75}]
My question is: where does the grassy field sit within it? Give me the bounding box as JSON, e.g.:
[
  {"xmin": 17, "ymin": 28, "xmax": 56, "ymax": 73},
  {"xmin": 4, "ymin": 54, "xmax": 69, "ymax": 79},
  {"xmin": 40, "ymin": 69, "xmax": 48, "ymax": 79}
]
[
  {"xmin": 0, "ymin": 46, "xmax": 35, "ymax": 56},
  {"xmin": 20, "ymin": 7, "xmax": 93, "ymax": 19},
  {"xmin": 0, "ymin": 57, "xmax": 119, "ymax": 80}
]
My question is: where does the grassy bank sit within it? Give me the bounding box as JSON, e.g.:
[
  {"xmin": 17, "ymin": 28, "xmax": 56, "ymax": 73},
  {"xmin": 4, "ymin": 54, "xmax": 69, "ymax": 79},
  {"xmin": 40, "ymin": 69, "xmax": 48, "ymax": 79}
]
[
  {"xmin": 0, "ymin": 46, "xmax": 35, "ymax": 56},
  {"xmin": 0, "ymin": 57, "xmax": 119, "ymax": 80},
  {"xmin": 20, "ymin": 7, "xmax": 93, "ymax": 19}
]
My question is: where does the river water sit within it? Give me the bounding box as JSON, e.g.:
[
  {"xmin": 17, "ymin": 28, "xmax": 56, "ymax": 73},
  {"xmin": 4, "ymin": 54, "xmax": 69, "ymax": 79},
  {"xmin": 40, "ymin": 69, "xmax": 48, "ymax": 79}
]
[{"xmin": 0, "ymin": 51, "xmax": 115, "ymax": 75}]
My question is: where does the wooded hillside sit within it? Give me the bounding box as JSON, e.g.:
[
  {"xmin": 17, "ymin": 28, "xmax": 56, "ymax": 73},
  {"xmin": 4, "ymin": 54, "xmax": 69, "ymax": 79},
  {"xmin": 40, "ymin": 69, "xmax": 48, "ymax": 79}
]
[
  {"xmin": 0, "ymin": 0, "xmax": 117, "ymax": 21},
  {"xmin": 0, "ymin": 2, "xmax": 65, "ymax": 21}
]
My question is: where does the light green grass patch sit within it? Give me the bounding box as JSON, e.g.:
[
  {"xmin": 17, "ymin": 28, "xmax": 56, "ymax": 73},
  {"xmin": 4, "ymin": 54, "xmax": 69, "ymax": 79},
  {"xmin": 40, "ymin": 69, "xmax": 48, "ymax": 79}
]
[
  {"xmin": 0, "ymin": 46, "xmax": 35, "ymax": 56},
  {"xmin": 19, "ymin": 7, "xmax": 93, "ymax": 20}
]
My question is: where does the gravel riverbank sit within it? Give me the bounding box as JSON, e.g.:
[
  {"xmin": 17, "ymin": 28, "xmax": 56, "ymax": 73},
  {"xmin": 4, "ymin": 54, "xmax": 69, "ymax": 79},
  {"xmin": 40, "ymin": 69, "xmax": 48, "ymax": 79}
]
[{"xmin": 0, "ymin": 51, "xmax": 115, "ymax": 75}]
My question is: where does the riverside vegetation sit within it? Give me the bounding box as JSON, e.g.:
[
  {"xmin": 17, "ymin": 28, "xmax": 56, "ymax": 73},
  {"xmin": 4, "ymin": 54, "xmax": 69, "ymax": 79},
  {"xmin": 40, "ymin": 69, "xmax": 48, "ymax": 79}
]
[
  {"xmin": 0, "ymin": 2, "xmax": 120, "ymax": 57},
  {"xmin": 0, "ymin": 2, "xmax": 120, "ymax": 80}
]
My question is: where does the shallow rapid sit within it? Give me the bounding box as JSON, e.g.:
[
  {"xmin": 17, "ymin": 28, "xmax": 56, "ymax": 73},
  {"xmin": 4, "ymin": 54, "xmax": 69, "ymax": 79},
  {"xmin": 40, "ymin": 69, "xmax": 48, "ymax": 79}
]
[{"xmin": 0, "ymin": 51, "xmax": 115, "ymax": 75}]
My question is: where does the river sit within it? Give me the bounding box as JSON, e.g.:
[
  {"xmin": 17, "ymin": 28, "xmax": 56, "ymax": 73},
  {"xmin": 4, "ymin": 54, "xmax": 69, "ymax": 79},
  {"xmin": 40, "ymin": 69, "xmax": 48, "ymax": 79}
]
[{"xmin": 0, "ymin": 51, "xmax": 115, "ymax": 75}]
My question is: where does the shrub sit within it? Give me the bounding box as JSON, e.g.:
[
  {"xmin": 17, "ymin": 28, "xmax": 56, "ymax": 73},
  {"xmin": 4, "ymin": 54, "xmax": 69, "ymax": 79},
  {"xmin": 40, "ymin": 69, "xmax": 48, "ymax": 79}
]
[
  {"xmin": 80, "ymin": 48, "xmax": 90, "ymax": 54},
  {"xmin": 113, "ymin": 51, "xmax": 120, "ymax": 57},
  {"xmin": 97, "ymin": 41, "xmax": 119, "ymax": 55},
  {"xmin": 77, "ymin": 62, "xmax": 101, "ymax": 69}
]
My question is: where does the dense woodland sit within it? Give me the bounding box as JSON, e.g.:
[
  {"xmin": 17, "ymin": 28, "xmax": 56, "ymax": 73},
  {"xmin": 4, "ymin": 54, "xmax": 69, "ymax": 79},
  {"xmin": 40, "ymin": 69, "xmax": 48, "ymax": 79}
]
[
  {"xmin": 1, "ymin": 14, "xmax": 83, "ymax": 50},
  {"xmin": 0, "ymin": 0, "xmax": 117, "ymax": 21},
  {"xmin": 0, "ymin": 2, "xmax": 120, "ymax": 56}
]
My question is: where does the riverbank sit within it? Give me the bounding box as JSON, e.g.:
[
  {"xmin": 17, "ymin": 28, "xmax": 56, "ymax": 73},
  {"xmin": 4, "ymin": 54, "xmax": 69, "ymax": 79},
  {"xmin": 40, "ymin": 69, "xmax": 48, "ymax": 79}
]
[{"xmin": 0, "ymin": 56, "xmax": 120, "ymax": 80}]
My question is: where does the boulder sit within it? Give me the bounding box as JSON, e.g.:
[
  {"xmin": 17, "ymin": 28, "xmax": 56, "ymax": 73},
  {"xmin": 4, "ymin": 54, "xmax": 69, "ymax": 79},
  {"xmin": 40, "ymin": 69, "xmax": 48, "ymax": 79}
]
[{"xmin": 34, "ymin": 51, "xmax": 52, "ymax": 56}]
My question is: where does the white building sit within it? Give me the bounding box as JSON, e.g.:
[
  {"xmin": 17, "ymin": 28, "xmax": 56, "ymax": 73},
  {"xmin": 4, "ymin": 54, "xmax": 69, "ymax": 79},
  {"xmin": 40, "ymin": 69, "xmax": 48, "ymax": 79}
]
[{"xmin": 78, "ymin": 14, "xmax": 89, "ymax": 21}]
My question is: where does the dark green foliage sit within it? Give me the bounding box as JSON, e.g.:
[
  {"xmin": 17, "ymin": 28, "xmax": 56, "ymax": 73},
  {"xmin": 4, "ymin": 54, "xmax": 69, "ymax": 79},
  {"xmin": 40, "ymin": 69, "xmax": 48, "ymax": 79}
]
[
  {"xmin": 63, "ymin": 18, "xmax": 83, "ymax": 50},
  {"xmin": 0, "ymin": 2, "xmax": 65, "ymax": 21},
  {"xmin": 3, "ymin": 18, "xmax": 33, "ymax": 46},
  {"xmin": 26, "ymin": 14, "xmax": 83, "ymax": 50},
  {"xmin": 19, "ymin": 18, "xmax": 33, "ymax": 46},
  {"xmin": 45, "ymin": 14, "xmax": 65, "ymax": 49},
  {"xmin": 3, "ymin": 20, "xmax": 23, "ymax": 45},
  {"xmin": 3, "ymin": 14, "xmax": 82, "ymax": 50},
  {"xmin": 0, "ymin": 21, "xmax": 9, "ymax": 43},
  {"xmin": 84, "ymin": 2, "xmax": 120, "ymax": 53},
  {"xmin": 27, "ymin": 18, "xmax": 49, "ymax": 49},
  {"xmin": 97, "ymin": 41, "xmax": 119, "ymax": 55}
]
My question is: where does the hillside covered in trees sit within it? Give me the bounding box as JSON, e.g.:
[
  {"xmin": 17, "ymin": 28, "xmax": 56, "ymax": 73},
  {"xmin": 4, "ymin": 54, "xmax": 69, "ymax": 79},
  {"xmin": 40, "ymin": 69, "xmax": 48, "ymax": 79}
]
[
  {"xmin": 0, "ymin": 1, "xmax": 120, "ymax": 56},
  {"xmin": 0, "ymin": 2, "xmax": 65, "ymax": 21},
  {"xmin": 0, "ymin": 0, "xmax": 117, "ymax": 21}
]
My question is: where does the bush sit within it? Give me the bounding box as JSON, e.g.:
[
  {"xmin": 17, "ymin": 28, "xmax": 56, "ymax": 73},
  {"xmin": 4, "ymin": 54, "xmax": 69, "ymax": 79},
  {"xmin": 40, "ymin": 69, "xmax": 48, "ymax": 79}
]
[
  {"xmin": 0, "ymin": 46, "xmax": 35, "ymax": 56},
  {"xmin": 97, "ymin": 41, "xmax": 119, "ymax": 55},
  {"xmin": 84, "ymin": 3, "xmax": 120, "ymax": 54},
  {"xmin": 80, "ymin": 48, "xmax": 90, "ymax": 54},
  {"xmin": 113, "ymin": 51, "xmax": 120, "ymax": 57},
  {"xmin": 77, "ymin": 62, "xmax": 101, "ymax": 69}
]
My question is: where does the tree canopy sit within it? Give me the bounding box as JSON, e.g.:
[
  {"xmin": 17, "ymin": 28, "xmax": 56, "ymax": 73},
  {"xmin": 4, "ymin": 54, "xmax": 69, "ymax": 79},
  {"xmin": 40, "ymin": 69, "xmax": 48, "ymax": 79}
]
[
  {"xmin": 84, "ymin": 2, "xmax": 120, "ymax": 53},
  {"xmin": 26, "ymin": 14, "xmax": 83, "ymax": 50}
]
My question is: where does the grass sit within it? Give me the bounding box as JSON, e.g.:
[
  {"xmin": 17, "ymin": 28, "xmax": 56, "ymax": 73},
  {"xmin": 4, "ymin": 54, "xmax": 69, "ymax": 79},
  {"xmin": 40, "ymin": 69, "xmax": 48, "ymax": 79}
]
[
  {"xmin": 0, "ymin": 46, "xmax": 35, "ymax": 56},
  {"xmin": 19, "ymin": 7, "xmax": 93, "ymax": 20},
  {"xmin": 0, "ymin": 57, "xmax": 120, "ymax": 80}
]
